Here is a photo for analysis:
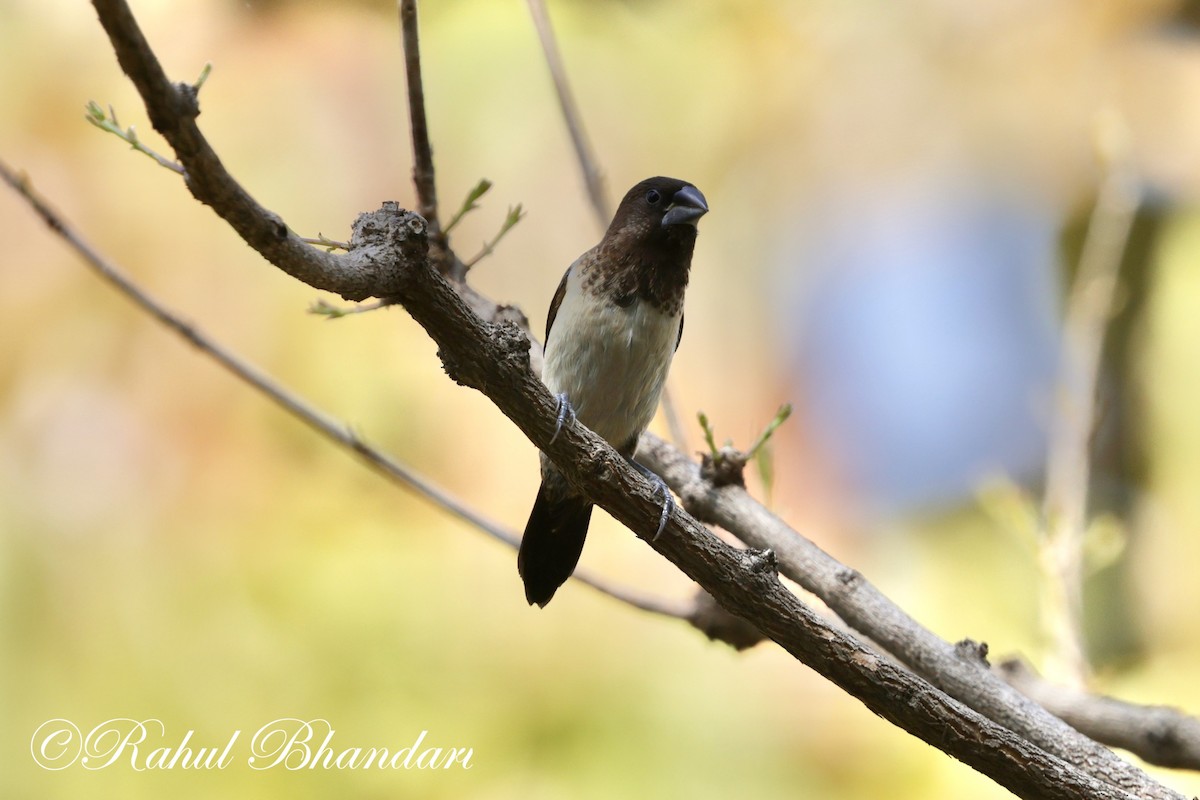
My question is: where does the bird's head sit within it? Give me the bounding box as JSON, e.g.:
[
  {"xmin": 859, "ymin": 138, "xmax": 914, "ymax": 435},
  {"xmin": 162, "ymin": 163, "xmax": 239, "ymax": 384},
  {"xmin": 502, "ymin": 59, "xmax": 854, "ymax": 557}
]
[{"xmin": 606, "ymin": 177, "xmax": 709, "ymax": 246}]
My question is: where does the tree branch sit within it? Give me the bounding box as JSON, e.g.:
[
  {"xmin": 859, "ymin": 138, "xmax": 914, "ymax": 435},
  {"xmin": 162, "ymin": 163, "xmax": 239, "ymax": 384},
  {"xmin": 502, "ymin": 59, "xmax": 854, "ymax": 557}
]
[
  {"xmin": 525, "ymin": 0, "xmax": 610, "ymax": 230},
  {"xmin": 636, "ymin": 435, "xmax": 1185, "ymax": 796},
  {"xmin": 69, "ymin": 2, "xmax": 1190, "ymax": 798},
  {"xmin": 398, "ymin": 0, "xmax": 438, "ymax": 227},
  {"xmin": 398, "ymin": 0, "xmax": 455, "ymax": 279},
  {"xmin": 90, "ymin": 0, "xmax": 407, "ymax": 302},
  {"xmin": 1040, "ymin": 113, "xmax": 1141, "ymax": 682},
  {"xmin": 1000, "ymin": 657, "xmax": 1200, "ymax": 771}
]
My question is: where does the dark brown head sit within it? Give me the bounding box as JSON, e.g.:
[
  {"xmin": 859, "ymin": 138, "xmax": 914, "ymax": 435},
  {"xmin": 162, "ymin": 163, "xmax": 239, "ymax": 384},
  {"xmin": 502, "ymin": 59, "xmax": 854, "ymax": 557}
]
[
  {"xmin": 590, "ymin": 177, "xmax": 708, "ymax": 314},
  {"xmin": 605, "ymin": 176, "xmax": 709, "ymax": 246}
]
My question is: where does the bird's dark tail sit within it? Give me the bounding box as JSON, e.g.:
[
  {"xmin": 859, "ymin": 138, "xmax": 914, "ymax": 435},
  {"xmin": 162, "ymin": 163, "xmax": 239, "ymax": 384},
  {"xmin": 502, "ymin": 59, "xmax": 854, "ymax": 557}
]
[{"xmin": 518, "ymin": 483, "xmax": 593, "ymax": 607}]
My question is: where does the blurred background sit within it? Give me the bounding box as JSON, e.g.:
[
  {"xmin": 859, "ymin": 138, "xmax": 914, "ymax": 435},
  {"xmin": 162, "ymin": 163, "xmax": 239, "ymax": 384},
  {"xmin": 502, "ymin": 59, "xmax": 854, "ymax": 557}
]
[{"xmin": 3, "ymin": 0, "xmax": 1200, "ymax": 797}]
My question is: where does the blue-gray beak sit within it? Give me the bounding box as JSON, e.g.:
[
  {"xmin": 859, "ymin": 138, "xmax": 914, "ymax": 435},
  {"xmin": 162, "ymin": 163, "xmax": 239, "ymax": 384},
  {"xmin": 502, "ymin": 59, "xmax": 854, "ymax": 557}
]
[{"xmin": 661, "ymin": 184, "xmax": 708, "ymax": 228}]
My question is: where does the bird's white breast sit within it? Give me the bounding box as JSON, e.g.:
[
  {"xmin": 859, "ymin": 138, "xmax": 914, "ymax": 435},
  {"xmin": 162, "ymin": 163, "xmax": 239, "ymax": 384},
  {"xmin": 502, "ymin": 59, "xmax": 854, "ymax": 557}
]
[{"xmin": 542, "ymin": 267, "xmax": 681, "ymax": 451}]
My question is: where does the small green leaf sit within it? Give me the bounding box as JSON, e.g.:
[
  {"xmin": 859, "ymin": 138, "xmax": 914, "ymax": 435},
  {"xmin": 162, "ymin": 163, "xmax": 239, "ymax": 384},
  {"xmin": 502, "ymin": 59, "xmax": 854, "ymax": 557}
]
[
  {"xmin": 300, "ymin": 233, "xmax": 349, "ymax": 252},
  {"xmin": 444, "ymin": 178, "xmax": 493, "ymax": 233},
  {"xmin": 308, "ymin": 297, "xmax": 388, "ymax": 318},
  {"xmin": 84, "ymin": 101, "xmax": 184, "ymax": 174},
  {"xmin": 195, "ymin": 62, "xmax": 212, "ymax": 90},
  {"xmin": 975, "ymin": 475, "xmax": 1040, "ymax": 557},
  {"xmin": 697, "ymin": 411, "xmax": 719, "ymax": 458},
  {"xmin": 746, "ymin": 403, "xmax": 793, "ymax": 459},
  {"xmin": 755, "ymin": 442, "xmax": 775, "ymax": 504},
  {"xmin": 308, "ymin": 299, "xmax": 347, "ymax": 318},
  {"xmin": 466, "ymin": 178, "xmax": 493, "ymax": 205},
  {"xmin": 464, "ymin": 202, "xmax": 526, "ymax": 269},
  {"xmin": 1083, "ymin": 514, "xmax": 1127, "ymax": 575}
]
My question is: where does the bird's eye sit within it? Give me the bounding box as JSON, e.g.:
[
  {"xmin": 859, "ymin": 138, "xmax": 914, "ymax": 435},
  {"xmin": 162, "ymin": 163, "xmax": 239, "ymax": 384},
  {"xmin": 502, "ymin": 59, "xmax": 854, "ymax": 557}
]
[{"xmin": 646, "ymin": 189, "xmax": 662, "ymax": 206}]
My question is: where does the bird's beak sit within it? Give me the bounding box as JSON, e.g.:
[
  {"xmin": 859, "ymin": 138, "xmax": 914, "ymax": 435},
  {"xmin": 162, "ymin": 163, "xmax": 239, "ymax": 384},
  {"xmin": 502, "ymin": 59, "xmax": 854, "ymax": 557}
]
[{"xmin": 661, "ymin": 185, "xmax": 709, "ymax": 228}]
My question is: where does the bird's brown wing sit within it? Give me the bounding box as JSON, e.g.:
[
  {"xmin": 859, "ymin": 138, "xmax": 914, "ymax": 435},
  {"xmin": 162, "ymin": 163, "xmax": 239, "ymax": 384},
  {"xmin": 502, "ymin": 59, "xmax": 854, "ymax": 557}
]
[
  {"xmin": 545, "ymin": 265, "xmax": 572, "ymax": 344},
  {"xmin": 676, "ymin": 313, "xmax": 684, "ymax": 351}
]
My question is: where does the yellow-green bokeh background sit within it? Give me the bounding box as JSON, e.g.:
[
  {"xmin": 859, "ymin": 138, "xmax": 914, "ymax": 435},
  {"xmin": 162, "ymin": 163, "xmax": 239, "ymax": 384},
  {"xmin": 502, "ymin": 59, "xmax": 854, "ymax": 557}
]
[{"xmin": 2, "ymin": 1, "xmax": 1199, "ymax": 797}]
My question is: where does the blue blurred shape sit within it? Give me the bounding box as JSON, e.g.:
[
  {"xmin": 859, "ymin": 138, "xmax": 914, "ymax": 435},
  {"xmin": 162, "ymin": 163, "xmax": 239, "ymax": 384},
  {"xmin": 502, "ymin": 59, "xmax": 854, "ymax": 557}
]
[{"xmin": 777, "ymin": 173, "xmax": 1060, "ymax": 514}]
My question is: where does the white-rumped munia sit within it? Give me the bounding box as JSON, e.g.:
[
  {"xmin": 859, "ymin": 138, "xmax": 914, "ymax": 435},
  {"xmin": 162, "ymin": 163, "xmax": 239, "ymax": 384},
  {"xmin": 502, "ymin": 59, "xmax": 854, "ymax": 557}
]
[{"xmin": 518, "ymin": 177, "xmax": 708, "ymax": 607}]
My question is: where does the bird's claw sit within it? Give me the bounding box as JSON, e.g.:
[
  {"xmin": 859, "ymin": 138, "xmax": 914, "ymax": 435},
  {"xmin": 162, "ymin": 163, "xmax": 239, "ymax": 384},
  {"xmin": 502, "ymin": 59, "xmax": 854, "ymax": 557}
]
[
  {"xmin": 548, "ymin": 392, "xmax": 576, "ymax": 445},
  {"xmin": 631, "ymin": 460, "xmax": 675, "ymax": 540}
]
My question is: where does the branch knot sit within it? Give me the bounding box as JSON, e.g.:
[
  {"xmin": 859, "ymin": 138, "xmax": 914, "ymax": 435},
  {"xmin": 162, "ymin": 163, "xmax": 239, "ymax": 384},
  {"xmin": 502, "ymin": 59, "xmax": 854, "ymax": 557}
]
[
  {"xmin": 955, "ymin": 638, "xmax": 991, "ymax": 667},
  {"xmin": 347, "ymin": 202, "xmax": 430, "ymax": 299},
  {"xmin": 699, "ymin": 446, "xmax": 747, "ymax": 488},
  {"xmin": 172, "ymin": 81, "xmax": 200, "ymax": 119}
]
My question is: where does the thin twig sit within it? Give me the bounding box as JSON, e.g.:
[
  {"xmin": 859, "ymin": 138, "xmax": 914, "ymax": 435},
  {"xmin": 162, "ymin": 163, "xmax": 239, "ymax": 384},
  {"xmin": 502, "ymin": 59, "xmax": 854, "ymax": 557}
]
[
  {"xmin": 443, "ymin": 178, "xmax": 492, "ymax": 235},
  {"xmin": 1040, "ymin": 113, "xmax": 1140, "ymax": 685},
  {"xmin": 525, "ymin": 0, "xmax": 609, "ymax": 230},
  {"xmin": 463, "ymin": 204, "xmax": 525, "ymax": 270},
  {"xmin": 85, "ymin": 100, "xmax": 184, "ymax": 174},
  {"xmin": 398, "ymin": 0, "xmax": 438, "ymax": 225},
  {"xmin": 299, "ymin": 233, "xmax": 349, "ymax": 251},
  {"xmin": 660, "ymin": 384, "xmax": 690, "ymax": 452},
  {"xmin": 308, "ymin": 298, "xmax": 391, "ymax": 318},
  {"xmin": 574, "ymin": 575, "xmax": 694, "ymax": 619}
]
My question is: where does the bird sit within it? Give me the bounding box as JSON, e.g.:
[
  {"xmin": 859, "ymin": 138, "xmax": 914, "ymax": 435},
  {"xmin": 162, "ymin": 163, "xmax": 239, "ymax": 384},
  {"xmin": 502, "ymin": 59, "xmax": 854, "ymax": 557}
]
[{"xmin": 518, "ymin": 176, "xmax": 709, "ymax": 607}]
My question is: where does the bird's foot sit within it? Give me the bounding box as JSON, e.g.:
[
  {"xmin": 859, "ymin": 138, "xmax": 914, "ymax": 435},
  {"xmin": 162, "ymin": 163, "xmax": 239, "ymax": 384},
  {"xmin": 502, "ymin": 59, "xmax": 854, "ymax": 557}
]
[
  {"xmin": 630, "ymin": 460, "xmax": 674, "ymax": 540},
  {"xmin": 548, "ymin": 392, "xmax": 576, "ymax": 445}
]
